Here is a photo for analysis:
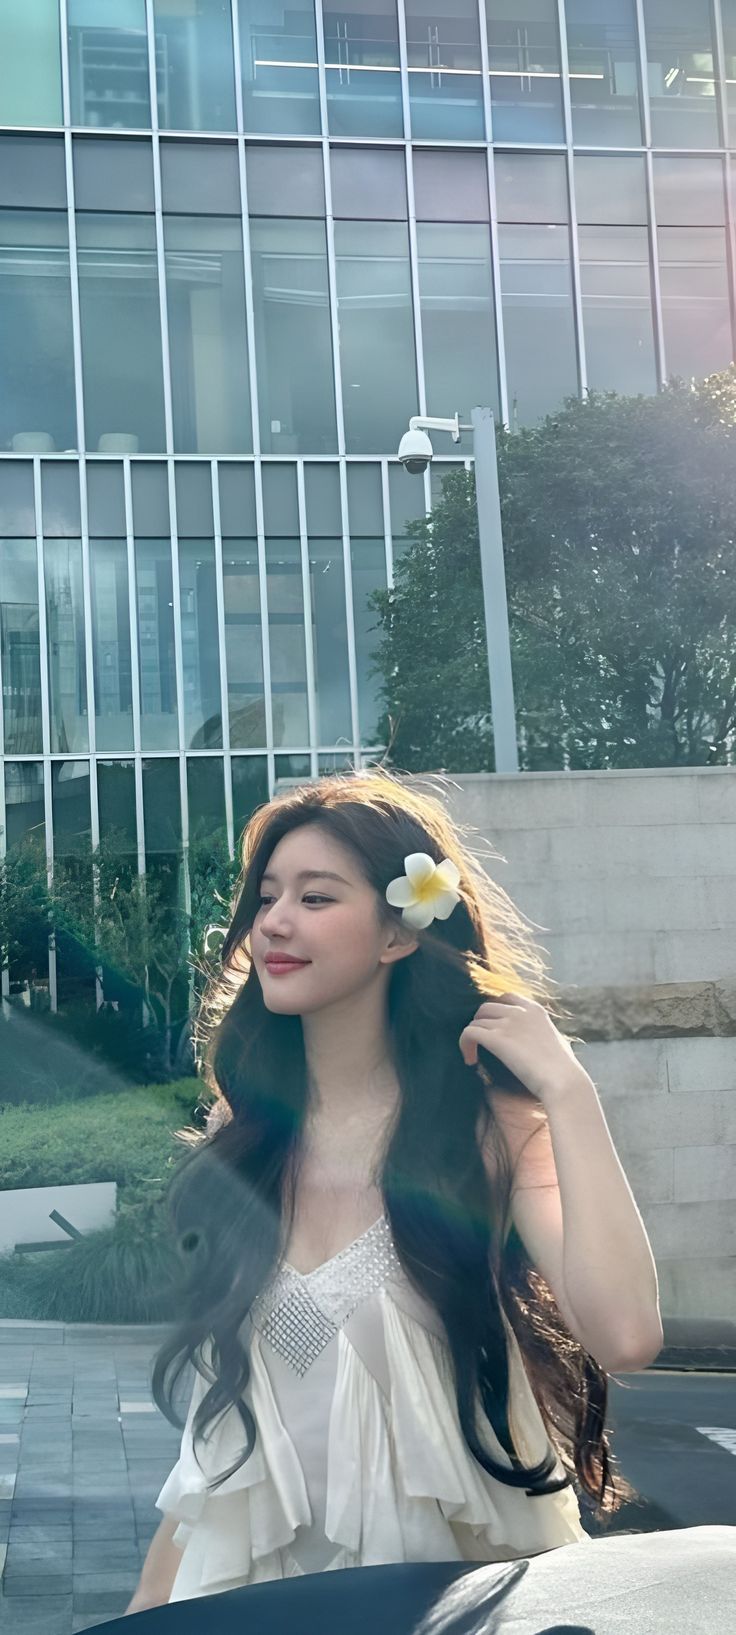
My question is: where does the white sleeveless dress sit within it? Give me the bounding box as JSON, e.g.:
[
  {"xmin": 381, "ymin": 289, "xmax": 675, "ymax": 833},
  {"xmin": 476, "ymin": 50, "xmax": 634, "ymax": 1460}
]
[{"xmin": 156, "ymin": 1212, "xmax": 590, "ymax": 1602}]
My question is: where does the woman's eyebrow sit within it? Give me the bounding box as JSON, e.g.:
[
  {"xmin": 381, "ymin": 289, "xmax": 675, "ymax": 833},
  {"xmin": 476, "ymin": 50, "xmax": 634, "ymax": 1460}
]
[{"xmin": 260, "ymin": 869, "xmax": 351, "ymax": 885}]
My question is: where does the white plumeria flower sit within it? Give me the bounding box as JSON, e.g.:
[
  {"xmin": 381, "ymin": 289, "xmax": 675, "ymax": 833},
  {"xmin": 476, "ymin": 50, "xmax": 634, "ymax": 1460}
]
[{"xmin": 385, "ymin": 852, "xmax": 461, "ymax": 930}]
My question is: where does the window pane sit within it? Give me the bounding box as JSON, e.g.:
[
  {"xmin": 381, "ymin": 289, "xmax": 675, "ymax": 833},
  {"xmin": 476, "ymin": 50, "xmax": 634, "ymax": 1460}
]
[
  {"xmin": 413, "ymin": 150, "xmax": 489, "ymax": 222},
  {"xmin": 0, "ymin": 542, "xmax": 43, "ymax": 754},
  {"xmin": 0, "ymin": 0, "xmax": 62, "ymax": 127},
  {"xmin": 135, "ymin": 540, "xmax": 179, "ymax": 749},
  {"xmin": 658, "ymin": 229, "xmax": 733, "ymax": 382},
  {"xmin": 165, "ymin": 215, "xmax": 253, "ymax": 454},
  {"xmin": 653, "ymin": 156, "xmax": 726, "ymax": 227},
  {"xmin": 51, "ymin": 761, "xmax": 91, "ymax": 856},
  {"xmin": 179, "ymin": 539, "xmax": 223, "ymax": 748},
  {"xmin": 642, "ymin": 0, "xmax": 719, "ymax": 148},
  {"xmin": 4, "ymin": 762, "xmax": 45, "ymax": 850},
  {"xmin": 309, "ymin": 539, "xmax": 351, "ymax": 744},
  {"xmin": 44, "ymin": 540, "xmax": 89, "ymax": 754},
  {"xmin": 223, "ymin": 543, "xmax": 266, "ymax": 746},
  {"xmin": 331, "ymin": 148, "xmax": 407, "ymax": 220},
  {"xmin": 246, "ymin": 143, "xmax": 325, "ymax": 215},
  {"xmin": 98, "ymin": 759, "xmax": 137, "ymax": 851},
  {"xmin": 485, "ymin": 0, "xmax": 564, "ymax": 142},
  {"xmin": 142, "ymin": 757, "xmax": 181, "ymax": 852},
  {"xmin": 131, "ymin": 462, "xmax": 170, "ymax": 534},
  {"xmin": 266, "ymin": 539, "xmax": 309, "ymax": 746},
  {"xmin": 87, "ymin": 463, "xmax": 126, "ymax": 536},
  {"xmin": 350, "ymin": 536, "xmax": 386, "ymax": 747},
  {"xmin": 160, "ymin": 139, "xmax": 241, "ymax": 214},
  {"xmin": 405, "ymin": 1, "xmax": 484, "ymax": 139},
  {"xmin": 723, "ymin": 0, "xmax": 736, "ymax": 145},
  {"xmin": 574, "ymin": 155, "xmax": 648, "ymax": 226},
  {"xmin": 238, "ymin": 0, "xmax": 321, "ymax": 134},
  {"xmin": 565, "ymin": 0, "xmax": 643, "ymax": 144},
  {"xmin": 307, "ymin": 463, "xmax": 342, "ymax": 534},
  {"xmin": 73, "ymin": 137, "xmax": 155, "ymax": 212},
  {"xmin": 250, "ymin": 218, "xmax": 338, "ymax": 454},
  {"xmin": 175, "ymin": 464, "xmax": 214, "ymax": 535},
  {"xmin": 417, "ymin": 222, "xmax": 499, "ymax": 453},
  {"xmin": 0, "ymin": 465, "xmax": 35, "ymax": 535},
  {"xmin": 77, "ymin": 213, "xmax": 166, "ymax": 454},
  {"xmin": 153, "ymin": 0, "xmax": 236, "ymax": 131},
  {"xmin": 0, "ymin": 135, "xmax": 66, "ymax": 209},
  {"xmin": 323, "ymin": 0, "xmax": 403, "ymax": 137},
  {"xmin": 218, "ymin": 464, "xmax": 257, "ymax": 535},
  {"xmin": 41, "ymin": 463, "xmax": 81, "ymax": 537},
  {"xmin": 495, "ymin": 152, "xmax": 568, "ymax": 224},
  {"xmin": 334, "ymin": 220, "xmax": 418, "ymax": 455},
  {"xmin": 187, "ymin": 755, "xmax": 226, "ymax": 841},
  {"xmin": 579, "ymin": 227, "xmax": 657, "ymax": 397},
  {"xmin": 0, "ymin": 211, "xmax": 77, "ymax": 455},
  {"xmin": 498, "ymin": 223, "xmax": 578, "ymax": 427},
  {"xmin": 231, "ymin": 753, "xmax": 268, "ymax": 842},
  {"xmin": 68, "ymin": 1, "xmax": 151, "ymax": 129},
  {"xmin": 90, "ymin": 539, "xmax": 134, "ymax": 751},
  {"xmin": 388, "ymin": 460, "xmax": 426, "ymax": 569}
]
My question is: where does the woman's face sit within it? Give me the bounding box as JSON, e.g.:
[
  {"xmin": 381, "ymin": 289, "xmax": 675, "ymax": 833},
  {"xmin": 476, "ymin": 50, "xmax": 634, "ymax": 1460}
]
[{"xmin": 250, "ymin": 827, "xmax": 414, "ymax": 1014}]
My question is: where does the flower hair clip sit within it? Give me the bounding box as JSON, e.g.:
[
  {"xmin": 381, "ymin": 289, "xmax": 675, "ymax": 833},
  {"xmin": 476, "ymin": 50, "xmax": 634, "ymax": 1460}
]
[{"xmin": 385, "ymin": 852, "xmax": 461, "ymax": 930}]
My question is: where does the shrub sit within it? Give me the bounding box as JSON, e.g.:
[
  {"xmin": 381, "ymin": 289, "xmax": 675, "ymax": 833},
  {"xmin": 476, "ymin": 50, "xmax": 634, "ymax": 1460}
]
[{"xmin": 0, "ymin": 1080, "xmax": 210, "ymax": 1323}]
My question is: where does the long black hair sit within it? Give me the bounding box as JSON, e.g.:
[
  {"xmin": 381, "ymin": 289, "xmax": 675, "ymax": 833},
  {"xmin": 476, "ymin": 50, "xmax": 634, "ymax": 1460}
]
[{"xmin": 152, "ymin": 766, "xmax": 634, "ymax": 1516}]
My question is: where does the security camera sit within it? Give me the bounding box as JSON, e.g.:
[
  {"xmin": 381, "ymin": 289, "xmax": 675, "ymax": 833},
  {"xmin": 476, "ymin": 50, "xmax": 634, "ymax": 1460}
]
[{"xmin": 398, "ymin": 427, "xmax": 433, "ymax": 474}]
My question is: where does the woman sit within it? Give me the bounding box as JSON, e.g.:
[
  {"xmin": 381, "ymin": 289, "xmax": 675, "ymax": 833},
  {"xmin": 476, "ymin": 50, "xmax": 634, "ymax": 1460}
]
[{"xmin": 125, "ymin": 767, "xmax": 663, "ymax": 1613}]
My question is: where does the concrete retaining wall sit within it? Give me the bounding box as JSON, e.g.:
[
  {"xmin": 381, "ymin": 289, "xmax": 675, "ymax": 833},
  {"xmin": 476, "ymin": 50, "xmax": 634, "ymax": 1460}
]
[{"xmin": 442, "ymin": 768, "xmax": 736, "ymax": 1328}]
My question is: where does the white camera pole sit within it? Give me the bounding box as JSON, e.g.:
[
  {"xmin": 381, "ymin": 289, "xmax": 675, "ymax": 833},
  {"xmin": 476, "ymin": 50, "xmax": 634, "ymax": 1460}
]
[{"xmin": 404, "ymin": 406, "xmax": 519, "ymax": 774}]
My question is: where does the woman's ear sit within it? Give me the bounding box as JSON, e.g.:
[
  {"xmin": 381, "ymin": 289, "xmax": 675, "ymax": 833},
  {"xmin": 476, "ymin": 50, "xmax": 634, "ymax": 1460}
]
[{"xmin": 380, "ymin": 930, "xmax": 419, "ymax": 965}]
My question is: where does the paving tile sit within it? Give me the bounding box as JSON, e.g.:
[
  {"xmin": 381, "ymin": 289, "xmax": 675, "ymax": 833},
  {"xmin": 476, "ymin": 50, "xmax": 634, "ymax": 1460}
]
[
  {"xmin": 3, "ymin": 1573, "xmax": 73, "ymax": 1597},
  {"xmin": 0, "ymin": 1595, "xmax": 73, "ymax": 1633}
]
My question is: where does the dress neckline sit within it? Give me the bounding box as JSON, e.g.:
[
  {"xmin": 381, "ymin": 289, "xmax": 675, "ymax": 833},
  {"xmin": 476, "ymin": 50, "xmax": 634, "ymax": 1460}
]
[{"xmin": 281, "ymin": 1212, "xmax": 388, "ymax": 1279}]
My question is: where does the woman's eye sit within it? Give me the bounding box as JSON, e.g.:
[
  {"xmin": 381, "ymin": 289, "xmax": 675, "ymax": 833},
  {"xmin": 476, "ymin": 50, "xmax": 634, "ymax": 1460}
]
[{"xmin": 258, "ymin": 895, "xmax": 331, "ymax": 906}]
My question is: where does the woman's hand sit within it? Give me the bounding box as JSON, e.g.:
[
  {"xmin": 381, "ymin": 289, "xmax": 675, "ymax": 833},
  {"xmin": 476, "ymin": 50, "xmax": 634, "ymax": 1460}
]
[{"xmin": 459, "ymin": 993, "xmax": 591, "ymax": 1106}]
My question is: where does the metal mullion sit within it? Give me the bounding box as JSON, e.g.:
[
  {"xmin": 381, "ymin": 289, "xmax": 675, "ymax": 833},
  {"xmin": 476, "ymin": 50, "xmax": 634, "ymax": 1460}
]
[
  {"xmin": 555, "ymin": 0, "xmax": 587, "ymax": 400},
  {"xmin": 229, "ymin": 0, "xmax": 244, "ymax": 135},
  {"xmin": 314, "ymin": 2, "xmax": 348, "ymax": 468},
  {"xmin": 475, "ymin": 0, "xmax": 493, "ymax": 144},
  {"xmin": 713, "ymin": 3, "xmax": 736, "ymax": 360},
  {"xmin": 229, "ymin": 97, "xmax": 276, "ymax": 796},
  {"xmin": 397, "ymin": 3, "xmax": 432, "ymax": 508},
  {"xmin": 380, "ymin": 459, "xmax": 394, "ymax": 589},
  {"xmin": 255, "ymin": 472, "xmax": 276, "ymax": 797},
  {"xmin": 296, "ymin": 461, "xmax": 320, "ymax": 778},
  {"xmin": 633, "ymin": 0, "xmax": 666, "ymax": 388},
  {"xmin": 123, "ymin": 459, "xmax": 146, "ymax": 877},
  {"xmin": 78, "ymin": 457, "xmax": 104, "ymax": 1007},
  {"xmin": 476, "ymin": 0, "xmax": 510, "ymax": 430},
  {"xmin": 61, "ymin": 151, "xmax": 87, "ymax": 456},
  {"xmin": 165, "ymin": 467, "xmax": 190, "ymax": 918},
  {"xmin": 396, "ymin": 0, "xmax": 413, "ymax": 140},
  {"xmin": 338, "ymin": 462, "xmax": 361, "ymax": 762},
  {"xmin": 211, "ymin": 462, "xmax": 235, "ymax": 859},
  {"xmin": 33, "ymin": 460, "xmax": 57, "ymax": 1012},
  {"xmin": 144, "ymin": 0, "xmax": 175, "ymax": 455}
]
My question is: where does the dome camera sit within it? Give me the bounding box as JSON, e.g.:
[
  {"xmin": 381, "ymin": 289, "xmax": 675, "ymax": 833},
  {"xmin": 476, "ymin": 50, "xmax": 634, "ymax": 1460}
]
[{"xmin": 398, "ymin": 428, "xmax": 433, "ymax": 474}]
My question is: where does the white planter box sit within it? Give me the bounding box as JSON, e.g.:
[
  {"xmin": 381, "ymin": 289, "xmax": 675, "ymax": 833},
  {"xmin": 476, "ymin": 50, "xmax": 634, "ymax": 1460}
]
[{"xmin": 0, "ymin": 1182, "xmax": 117, "ymax": 1256}]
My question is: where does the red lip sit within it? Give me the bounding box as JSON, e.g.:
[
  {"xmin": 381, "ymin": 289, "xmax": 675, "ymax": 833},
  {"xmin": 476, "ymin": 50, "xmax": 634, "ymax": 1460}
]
[{"xmin": 265, "ymin": 956, "xmax": 310, "ymax": 967}]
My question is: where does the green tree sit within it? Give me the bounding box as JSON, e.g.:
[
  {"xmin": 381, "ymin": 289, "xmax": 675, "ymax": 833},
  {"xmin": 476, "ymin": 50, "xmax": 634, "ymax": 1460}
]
[
  {"xmin": 366, "ymin": 369, "xmax": 736, "ymax": 773},
  {"xmin": 0, "ymin": 834, "xmax": 51, "ymax": 986}
]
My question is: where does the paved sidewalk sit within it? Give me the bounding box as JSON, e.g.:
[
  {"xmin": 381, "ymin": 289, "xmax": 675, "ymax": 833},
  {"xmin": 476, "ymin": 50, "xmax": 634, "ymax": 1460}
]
[
  {"xmin": 1, "ymin": 1314, "xmax": 734, "ymax": 1635},
  {"xmin": 0, "ymin": 1322, "xmax": 185, "ymax": 1634}
]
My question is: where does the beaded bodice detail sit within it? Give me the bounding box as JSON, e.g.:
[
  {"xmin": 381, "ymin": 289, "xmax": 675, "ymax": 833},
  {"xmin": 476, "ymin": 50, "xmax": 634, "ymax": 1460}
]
[{"xmin": 250, "ymin": 1214, "xmax": 403, "ymax": 1377}]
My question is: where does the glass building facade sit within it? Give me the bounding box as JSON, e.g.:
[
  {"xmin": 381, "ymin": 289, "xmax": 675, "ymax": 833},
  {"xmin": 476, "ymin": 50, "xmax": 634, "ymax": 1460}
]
[{"xmin": 2, "ymin": 1, "xmax": 736, "ymax": 957}]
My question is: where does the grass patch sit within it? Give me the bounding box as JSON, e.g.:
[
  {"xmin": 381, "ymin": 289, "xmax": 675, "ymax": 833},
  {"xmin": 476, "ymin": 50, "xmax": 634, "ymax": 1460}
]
[{"xmin": 0, "ymin": 1078, "xmax": 210, "ymax": 1322}]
